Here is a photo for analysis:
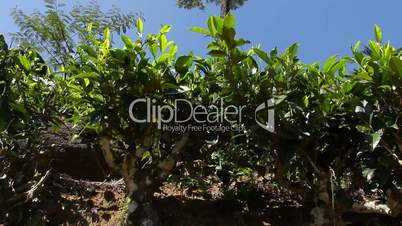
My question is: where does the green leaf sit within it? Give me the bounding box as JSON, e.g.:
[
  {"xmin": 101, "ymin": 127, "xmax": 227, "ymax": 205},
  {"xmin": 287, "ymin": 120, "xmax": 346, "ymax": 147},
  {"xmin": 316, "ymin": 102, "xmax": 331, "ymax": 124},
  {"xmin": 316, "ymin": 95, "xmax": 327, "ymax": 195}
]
[
  {"xmin": 212, "ymin": 16, "xmax": 223, "ymax": 33},
  {"xmin": 208, "ymin": 17, "xmax": 217, "ymax": 36},
  {"xmin": 18, "ymin": 55, "xmax": 31, "ymax": 71},
  {"xmin": 168, "ymin": 44, "xmax": 178, "ymax": 58},
  {"xmin": 190, "ymin": 27, "xmax": 210, "ymax": 36},
  {"xmin": 390, "ymin": 57, "xmax": 402, "ymax": 76},
  {"xmin": 374, "ymin": 24, "xmax": 383, "ymax": 43},
  {"xmin": 285, "ymin": 43, "xmax": 299, "ymax": 58},
  {"xmin": 121, "ymin": 35, "xmax": 134, "ymax": 49},
  {"xmin": 159, "ymin": 34, "xmax": 168, "ymax": 52},
  {"xmin": 223, "ymin": 12, "xmax": 235, "ymax": 29},
  {"xmin": 253, "ymin": 48, "xmax": 271, "ymax": 64},
  {"xmin": 84, "ymin": 78, "xmax": 90, "ymax": 87},
  {"xmin": 160, "ymin": 25, "xmax": 172, "ymax": 34},
  {"xmin": 368, "ymin": 41, "xmax": 381, "ymax": 58},
  {"xmin": 355, "ymin": 71, "xmax": 373, "ymax": 81},
  {"xmin": 323, "ymin": 55, "xmax": 338, "ymax": 73},
  {"xmin": 111, "ymin": 49, "xmax": 126, "ymax": 60},
  {"xmin": 80, "ymin": 45, "xmax": 97, "ymax": 57},
  {"xmin": 208, "ymin": 50, "xmax": 226, "ymax": 57},
  {"xmin": 341, "ymin": 81, "xmax": 353, "ymax": 93},
  {"xmin": 136, "ymin": 18, "xmax": 143, "ymax": 33},
  {"xmin": 371, "ymin": 129, "xmax": 383, "ymax": 150},
  {"xmin": 104, "ymin": 27, "xmax": 110, "ymax": 41},
  {"xmin": 148, "ymin": 42, "xmax": 158, "ymax": 58},
  {"xmin": 158, "ymin": 53, "xmax": 171, "ymax": 62},
  {"xmin": 378, "ymin": 85, "xmax": 392, "ymax": 92},
  {"xmin": 87, "ymin": 23, "xmax": 93, "ymax": 32},
  {"xmin": 166, "ymin": 40, "xmax": 174, "ymax": 48},
  {"xmin": 329, "ymin": 59, "xmax": 349, "ymax": 75},
  {"xmin": 163, "ymin": 82, "xmax": 179, "ymax": 90},
  {"xmin": 10, "ymin": 102, "xmax": 28, "ymax": 119},
  {"xmin": 222, "ymin": 27, "xmax": 236, "ymax": 47},
  {"xmin": 175, "ymin": 55, "xmax": 192, "ymax": 73},
  {"xmin": 303, "ymin": 96, "xmax": 309, "ymax": 108},
  {"xmin": 353, "ymin": 40, "xmax": 361, "ymax": 52},
  {"xmin": 236, "ymin": 38, "xmax": 250, "ymax": 47},
  {"xmin": 141, "ymin": 151, "xmax": 151, "ymax": 161},
  {"xmin": 356, "ymin": 124, "xmax": 370, "ymax": 133},
  {"xmin": 74, "ymin": 72, "xmax": 100, "ymax": 80}
]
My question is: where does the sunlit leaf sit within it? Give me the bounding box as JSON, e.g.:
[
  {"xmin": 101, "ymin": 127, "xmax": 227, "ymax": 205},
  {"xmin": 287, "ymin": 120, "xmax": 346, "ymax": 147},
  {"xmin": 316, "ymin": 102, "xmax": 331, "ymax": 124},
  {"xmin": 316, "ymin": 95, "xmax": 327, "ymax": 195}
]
[
  {"xmin": 136, "ymin": 18, "xmax": 143, "ymax": 33},
  {"xmin": 371, "ymin": 129, "xmax": 383, "ymax": 150},
  {"xmin": 190, "ymin": 27, "xmax": 210, "ymax": 36},
  {"xmin": 374, "ymin": 24, "xmax": 382, "ymax": 43},
  {"xmin": 223, "ymin": 12, "xmax": 235, "ymax": 29}
]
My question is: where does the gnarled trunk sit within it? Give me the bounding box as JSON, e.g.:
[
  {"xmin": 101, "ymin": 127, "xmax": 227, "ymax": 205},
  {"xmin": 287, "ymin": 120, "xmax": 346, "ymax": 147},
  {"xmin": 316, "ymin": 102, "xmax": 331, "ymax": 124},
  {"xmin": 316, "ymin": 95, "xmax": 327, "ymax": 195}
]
[
  {"xmin": 124, "ymin": 168, "xmax": 160, "ymax": 226},
  {"xmin": 309, "ymin": 171, "xmax": 344, "ymax": 226},
  {"xmin": 99, "ymin": 133, "xmax": 190, "ymax": 226}
]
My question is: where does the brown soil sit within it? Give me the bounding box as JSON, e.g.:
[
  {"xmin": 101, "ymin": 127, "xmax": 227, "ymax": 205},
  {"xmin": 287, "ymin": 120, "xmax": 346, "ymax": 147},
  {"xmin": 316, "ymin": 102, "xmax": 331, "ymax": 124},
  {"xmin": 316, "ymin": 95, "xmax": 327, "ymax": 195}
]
[
  {"xmin": 9, "ymin": 173, "xmax": 306, "ymax": 226},
  {"xmin": 2, "ymin": 172, "xmax": 400, "ymax": 226},
  {"xmin": 1, "ymin": 128, "xmax": 400, "ymax": 226}
]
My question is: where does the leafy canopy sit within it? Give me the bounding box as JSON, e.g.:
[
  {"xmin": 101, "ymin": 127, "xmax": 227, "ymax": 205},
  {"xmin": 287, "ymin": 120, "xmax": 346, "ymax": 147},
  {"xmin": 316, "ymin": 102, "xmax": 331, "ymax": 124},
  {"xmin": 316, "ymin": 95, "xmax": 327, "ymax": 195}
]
[{"xmin": 10, "ymin": 0, "xmax": 141, "ymax": 66}]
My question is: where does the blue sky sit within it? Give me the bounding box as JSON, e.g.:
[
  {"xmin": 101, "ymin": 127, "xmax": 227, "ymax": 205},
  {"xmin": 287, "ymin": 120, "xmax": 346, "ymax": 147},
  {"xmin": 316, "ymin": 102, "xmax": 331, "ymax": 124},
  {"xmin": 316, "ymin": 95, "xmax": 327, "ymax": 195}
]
[{"xmin": 1, "ymin": 0, "xmax": 402, "ymax": 63}]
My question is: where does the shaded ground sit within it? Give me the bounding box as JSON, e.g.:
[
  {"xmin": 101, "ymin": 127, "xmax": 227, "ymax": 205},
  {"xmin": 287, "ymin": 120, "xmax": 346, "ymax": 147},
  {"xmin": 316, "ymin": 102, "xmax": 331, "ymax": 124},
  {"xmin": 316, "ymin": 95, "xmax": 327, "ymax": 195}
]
[
  {"xmin": 2, "ymin": 172, "xmax": 398, "ymax": 226},
  {"xmin": 18, "ymin": 173, "xmax": 306, "ymax": 226},
  {"xmin": 1, "ymin": 128, "xmax": 400, "ymax": 226}
]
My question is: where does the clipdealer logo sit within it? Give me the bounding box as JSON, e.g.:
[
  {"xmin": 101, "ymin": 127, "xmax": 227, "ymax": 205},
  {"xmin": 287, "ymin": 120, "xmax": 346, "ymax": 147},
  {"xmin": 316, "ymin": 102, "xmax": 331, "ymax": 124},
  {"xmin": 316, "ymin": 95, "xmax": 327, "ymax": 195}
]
[{"xmin": 128, "ymin": 98, "xmax": 275, "ymax": 133}]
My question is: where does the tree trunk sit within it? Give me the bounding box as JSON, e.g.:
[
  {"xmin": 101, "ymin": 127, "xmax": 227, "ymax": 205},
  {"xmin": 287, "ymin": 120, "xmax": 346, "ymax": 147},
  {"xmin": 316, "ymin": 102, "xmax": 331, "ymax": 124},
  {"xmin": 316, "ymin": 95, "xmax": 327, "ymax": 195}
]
[
  {"xmin": 125, "ymin": 169, "xmax": 160, "ymax": 226},
  {"xmin": 309, "ymin": 171, "xmax": 344, "ymax": 226},
  {"xmin": 220, "ymin": 0, "xmax": 231, "ymax": 18},
  {"xmin": 99, "ymin": 133, "xmax": 190, "ymax": 226}
]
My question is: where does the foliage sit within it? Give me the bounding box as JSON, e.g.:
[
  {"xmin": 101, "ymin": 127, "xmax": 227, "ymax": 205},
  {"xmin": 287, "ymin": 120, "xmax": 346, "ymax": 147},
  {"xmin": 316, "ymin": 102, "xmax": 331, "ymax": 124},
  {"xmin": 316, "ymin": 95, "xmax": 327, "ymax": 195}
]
[
  {"xmin": 10, "ymin": 0, "xmax": 140, "ymax": 66},
  {"xmin": 64, "ymin": 20, "xmax": 196, "ymax": 225},
  {"xmin": 0, "ymin": 35, "xmax": 57, "ymax": 134},
  {"xmin": 0, "ymin": 34, "xmax": 58, "ymax": 225},
  {"xmin": 190, "ymin": 14, "xmax": 401, "ymax": 217},
  {"xmin": 1, "ymin": 11, "xmax": 401, "ymax": 226}
]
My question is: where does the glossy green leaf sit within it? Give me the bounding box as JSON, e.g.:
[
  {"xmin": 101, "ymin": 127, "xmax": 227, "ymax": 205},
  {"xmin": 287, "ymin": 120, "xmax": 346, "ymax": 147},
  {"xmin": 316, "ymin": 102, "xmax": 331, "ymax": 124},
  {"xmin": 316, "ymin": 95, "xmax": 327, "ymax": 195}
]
[
  {"xmin": 323, "ymin": 55, "xmax": 338, "ymax": 73},
  {"xmin": 212, "ymin": 16, "xmax": 223, "ymax": 33},
  {"xmin": 285, "ymin": 43, "xmax": 299, "ymax": 58},
  {"xmin": 104, "ymin": 27, "xmax": 110, "ymax": 41},
  {"xmin": 371, "ymin": 129, "xmax": 383, "ymax": 150},
  {"xmin": 175, "ymin": 55, "xmax": 192, "ymax": 73},
  {"xmin": 168, "ymin": 44, "xmax": 178, "ymax": 58},
  {"xmin": 190, "ymin": 27, "xmax": 210, "ymax": 36},
  {"xmin": 159, "ymin": 34, "xmax": 168, "ymax": 52},
  {"xmin": 353, "ymin": 40, "xmax": 361, "ymax": 52},
  {"xmin": 121, "ymin": 35, "xmax": 134, "ymax": 49},
  {"xmin": 253, "ymin": 48, "xmax": 271, "ymax": 64},
  {"xmin": 136, "ymin": 18, "xmax": 143, "ymax": 33},
  {"xmin": 374, "ymin": 24, "xmax": 382, "ymax": 43},
  {"xmin": 160, "ymin": 25, "xmax": 172, "ymax": 34},
  {"xmin": 207, "ymin": 17, "xmax": 217, "ymax": 36},
  {"xmin": 18, "ymin": 55, "xmax": 31, "ymax": 71},
  {"xmin": 86, "ymin": 23, "xmax": 93, "ymax": 32},
  {"xmin": 223, "ymin": 12, "xmax": 235, "ymax": 29}
]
